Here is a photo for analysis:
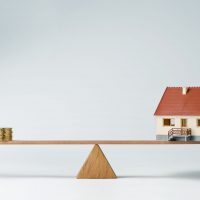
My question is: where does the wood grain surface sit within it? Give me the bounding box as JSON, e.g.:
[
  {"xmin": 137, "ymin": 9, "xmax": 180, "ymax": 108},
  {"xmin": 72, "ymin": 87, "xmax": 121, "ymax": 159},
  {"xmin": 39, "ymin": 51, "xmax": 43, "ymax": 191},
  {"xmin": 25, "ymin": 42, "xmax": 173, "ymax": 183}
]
[
  {"xmin": 76, "ymin": 144, "xmax": 117, "ymax": 179},
  {"xmin": 0, "ymin": 140, "xmax": 200, "ymax": 145}
]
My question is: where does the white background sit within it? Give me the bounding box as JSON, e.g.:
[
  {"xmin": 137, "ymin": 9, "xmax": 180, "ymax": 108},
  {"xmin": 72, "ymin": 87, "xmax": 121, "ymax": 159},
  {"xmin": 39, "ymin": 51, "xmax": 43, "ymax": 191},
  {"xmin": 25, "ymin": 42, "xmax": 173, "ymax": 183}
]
[{"xmin": 0, "ymin": 0, "xmax": 200, "ymax": 199}]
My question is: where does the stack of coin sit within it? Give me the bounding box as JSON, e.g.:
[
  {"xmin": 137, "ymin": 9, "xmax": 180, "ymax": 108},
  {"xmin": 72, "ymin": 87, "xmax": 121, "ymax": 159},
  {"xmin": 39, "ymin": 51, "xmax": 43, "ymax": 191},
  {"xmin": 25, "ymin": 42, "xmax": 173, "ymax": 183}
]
[
  {"xmin": 3, "ymin": 128, "xmax": 12, "ymax": 142},
  {"xmin": 0, "ymin": 128, "xmax": 4, "ymax": 142}
]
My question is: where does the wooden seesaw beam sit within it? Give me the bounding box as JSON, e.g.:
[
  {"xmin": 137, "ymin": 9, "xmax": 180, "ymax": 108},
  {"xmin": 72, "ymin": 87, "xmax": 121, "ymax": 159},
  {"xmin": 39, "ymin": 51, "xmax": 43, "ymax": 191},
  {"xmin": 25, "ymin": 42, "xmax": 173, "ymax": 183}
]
[
  {"xmin": 0, "ymin": 140, "xmax": 200, "ymax": 144},
  {"xmin": 0, "ymin": 140, "xmax": 200, "ymax": 179}
]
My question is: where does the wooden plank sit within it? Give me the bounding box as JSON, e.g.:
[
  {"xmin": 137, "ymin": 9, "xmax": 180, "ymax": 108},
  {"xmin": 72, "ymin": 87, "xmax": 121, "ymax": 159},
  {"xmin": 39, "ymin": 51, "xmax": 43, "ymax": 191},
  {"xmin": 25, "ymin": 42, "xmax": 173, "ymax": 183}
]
[
  {"xmin": 0, "ymin": 140, "xmax": 200, "ymax": 145},
  {"xmin": 77, "ymin": 144, "xmax": 117, "ymax": 179}
]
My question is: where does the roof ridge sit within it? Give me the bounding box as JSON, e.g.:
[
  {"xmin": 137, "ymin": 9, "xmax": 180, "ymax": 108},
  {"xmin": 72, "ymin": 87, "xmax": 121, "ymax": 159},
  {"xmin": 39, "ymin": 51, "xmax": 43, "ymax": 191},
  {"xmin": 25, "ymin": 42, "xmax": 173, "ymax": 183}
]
[{"xmin": 167, "ymin": 86, "xmax": 200, "ymax": 88}]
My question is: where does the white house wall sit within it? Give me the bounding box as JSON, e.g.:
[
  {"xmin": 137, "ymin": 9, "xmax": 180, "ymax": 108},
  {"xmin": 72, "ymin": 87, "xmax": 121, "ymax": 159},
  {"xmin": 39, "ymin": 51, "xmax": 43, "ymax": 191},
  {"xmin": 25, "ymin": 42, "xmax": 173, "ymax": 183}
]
[{"xmin": 155, "ymin": 116, "xmax": 200, "ymax": 136}]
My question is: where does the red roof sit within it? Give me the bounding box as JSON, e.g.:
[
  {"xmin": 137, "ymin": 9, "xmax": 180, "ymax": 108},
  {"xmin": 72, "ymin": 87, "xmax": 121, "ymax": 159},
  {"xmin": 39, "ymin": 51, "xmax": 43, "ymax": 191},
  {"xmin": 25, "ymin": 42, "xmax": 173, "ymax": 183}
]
[{"xmin": 154, "ymin": 87, "xmax": 200, "ymax": 116}]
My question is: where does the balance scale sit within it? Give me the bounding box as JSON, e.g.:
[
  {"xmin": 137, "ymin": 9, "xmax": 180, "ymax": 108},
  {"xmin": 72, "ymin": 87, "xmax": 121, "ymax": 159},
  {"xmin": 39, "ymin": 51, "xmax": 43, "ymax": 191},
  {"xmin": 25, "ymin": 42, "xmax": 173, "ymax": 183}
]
[{"xmin": 1, "ymin": 140, "xmax": 200, "ymax": 179}]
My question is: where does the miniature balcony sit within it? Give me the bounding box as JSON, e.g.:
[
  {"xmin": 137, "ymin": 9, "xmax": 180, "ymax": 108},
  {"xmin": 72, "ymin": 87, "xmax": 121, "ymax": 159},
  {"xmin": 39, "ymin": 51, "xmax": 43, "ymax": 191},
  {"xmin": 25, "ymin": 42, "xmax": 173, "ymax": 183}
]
[{"xmin": 168, "ymin": 128, "xmax": 192, "ymax": 141}]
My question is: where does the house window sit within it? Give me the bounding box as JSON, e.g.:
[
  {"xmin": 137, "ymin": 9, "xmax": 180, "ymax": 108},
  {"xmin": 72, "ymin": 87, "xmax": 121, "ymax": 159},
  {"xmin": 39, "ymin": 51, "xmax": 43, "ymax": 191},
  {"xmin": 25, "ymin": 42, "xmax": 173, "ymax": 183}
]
[
  {"xmin": 181, "ymin": 119, "xmax": 187, "ymax": 127},
  {"xmin": 163, "ymin": 118, "xmax": 175, "ymax": 126},
  {"xmin": 197, "ymin": 119, "xmax": 200, "ymax": 127}
]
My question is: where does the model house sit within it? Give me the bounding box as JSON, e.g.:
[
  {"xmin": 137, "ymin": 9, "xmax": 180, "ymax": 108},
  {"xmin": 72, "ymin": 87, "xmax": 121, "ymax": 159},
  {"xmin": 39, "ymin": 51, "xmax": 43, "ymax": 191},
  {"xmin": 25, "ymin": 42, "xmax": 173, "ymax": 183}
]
[{"xmin": 154, "ymin": 87, "xmax": 200, "ymax": 141}]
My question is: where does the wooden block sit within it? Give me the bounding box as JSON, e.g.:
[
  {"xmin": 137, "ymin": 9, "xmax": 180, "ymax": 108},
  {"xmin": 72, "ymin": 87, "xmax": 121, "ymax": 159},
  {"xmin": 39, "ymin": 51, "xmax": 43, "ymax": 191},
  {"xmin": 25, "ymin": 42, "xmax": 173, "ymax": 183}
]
[{"xmin": 77, "ymin": 144, "xmax": 117, "ymax": 179}]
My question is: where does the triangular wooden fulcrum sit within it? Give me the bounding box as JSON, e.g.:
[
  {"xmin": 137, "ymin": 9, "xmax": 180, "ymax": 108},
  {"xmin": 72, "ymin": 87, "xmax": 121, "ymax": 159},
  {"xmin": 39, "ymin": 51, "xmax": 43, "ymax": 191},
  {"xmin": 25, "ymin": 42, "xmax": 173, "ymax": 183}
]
[{"xmin": 77, "ymin": 144, "xmax": 117, "ymax": 179}]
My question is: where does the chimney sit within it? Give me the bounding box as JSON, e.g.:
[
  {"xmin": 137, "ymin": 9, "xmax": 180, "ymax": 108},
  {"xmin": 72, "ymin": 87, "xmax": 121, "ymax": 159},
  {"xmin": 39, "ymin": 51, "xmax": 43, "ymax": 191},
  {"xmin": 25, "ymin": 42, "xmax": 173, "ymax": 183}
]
[{"xmin": 182, "ymin": 87, "xmax": 188, "ymax": 95}]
